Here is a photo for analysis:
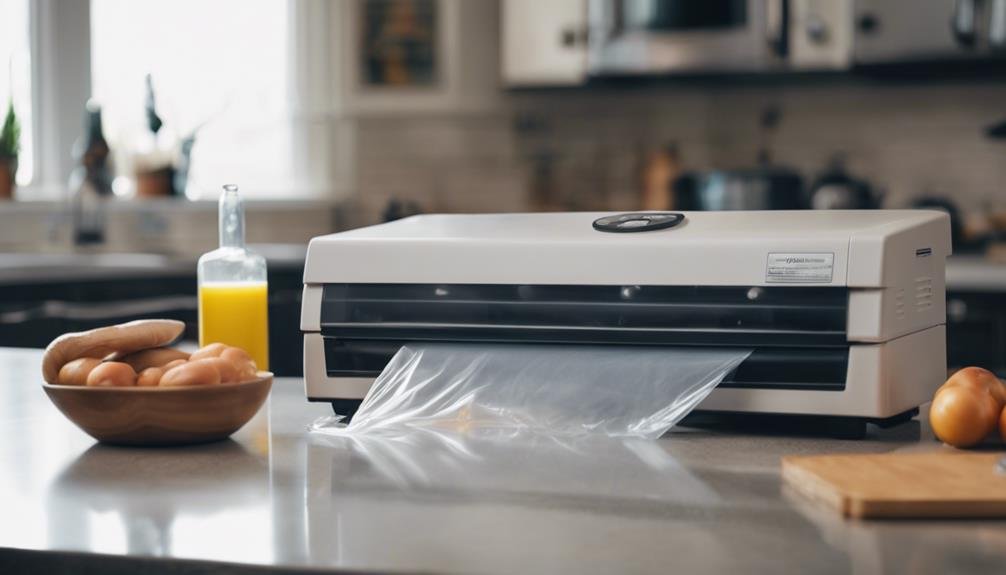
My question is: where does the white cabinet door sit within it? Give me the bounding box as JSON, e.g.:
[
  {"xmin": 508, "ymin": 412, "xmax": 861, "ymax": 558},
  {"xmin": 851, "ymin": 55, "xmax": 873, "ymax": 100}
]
[
  {"xmin": 853, "ymin": 0, "xmax": 967, "ymax": 62},
  {"xmin": 501, "ymin": 0, "xmax": 587, "ymax": 86}
]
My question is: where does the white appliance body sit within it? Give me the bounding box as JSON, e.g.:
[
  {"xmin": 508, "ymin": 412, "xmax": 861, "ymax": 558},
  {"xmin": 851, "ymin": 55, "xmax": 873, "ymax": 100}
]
[{"xmin": 302, "ymin": 210, "xmax": 950, "ymax": 420}]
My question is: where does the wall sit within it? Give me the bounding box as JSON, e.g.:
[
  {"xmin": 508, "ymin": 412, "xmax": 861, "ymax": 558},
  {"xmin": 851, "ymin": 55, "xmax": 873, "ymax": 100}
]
[
  {"xmin": 347, "ymin": 79, "xmax": 1006, "ymax": 226},
  {"xmin": 0, "ymin": 200, "xmax": 339, "ymax": 255},
  {"xmin": 706, "ymin": 81, "xmax": 1006, "ymax": 210},
  {"xmin": 341, "ymin": 2, "xmax": 1006, "ymax": 227}
]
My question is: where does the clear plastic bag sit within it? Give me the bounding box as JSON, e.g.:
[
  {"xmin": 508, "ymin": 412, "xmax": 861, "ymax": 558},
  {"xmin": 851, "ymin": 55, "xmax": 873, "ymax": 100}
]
[
  {"xmin": 326, "ymin": 343, "xmax": 751, "ymax": 439},
  {"xmin": 310, "ymin": 425, "xmax": 725, "ymax": 504}
]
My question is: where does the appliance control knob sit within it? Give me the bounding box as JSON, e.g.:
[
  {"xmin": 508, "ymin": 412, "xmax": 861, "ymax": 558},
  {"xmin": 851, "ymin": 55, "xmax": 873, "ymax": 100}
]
[
  {"xmin": 592, "ymin": 212, "xmax": 685, "ymax": 233},
  {"xmin": 806, "ymin": 14, "xmax": 829, "ymax": 44}
]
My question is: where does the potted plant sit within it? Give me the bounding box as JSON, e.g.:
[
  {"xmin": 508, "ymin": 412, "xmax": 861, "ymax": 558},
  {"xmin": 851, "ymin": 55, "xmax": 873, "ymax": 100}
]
[{"xmin": 0, "ymin": 99, "xmax": 20, "ymax": 200}]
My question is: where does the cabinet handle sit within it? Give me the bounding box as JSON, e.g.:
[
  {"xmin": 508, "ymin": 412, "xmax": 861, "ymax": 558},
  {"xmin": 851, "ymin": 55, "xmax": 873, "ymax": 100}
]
[
  {"xmin": 991, "ymin": 0, "xmax": 1006, "ymax": 48},
  {"xmin": 560, "ymin": 25, "xmax": 589, "ymax": 48},
  {"xmin": 766, "ymin": 0, "xmax": 790, "ymax": 58},
  {"xmin": 856, "ymin": 13, "xmax": 880, "ymax": 35},
  {"xmin": 952, "ymin": 0, "xmax": 978, "ymax": 48}
]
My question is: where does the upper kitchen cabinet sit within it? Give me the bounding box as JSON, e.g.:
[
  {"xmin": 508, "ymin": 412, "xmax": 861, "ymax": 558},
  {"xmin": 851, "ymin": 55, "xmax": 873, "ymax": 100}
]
[
  {"xmin": 502, "ymin": 0, "xmax": 1006, "ymax": 85},
  {"xmin": 853, "ymin": 0, "xmax": 1006, "ymax": 64},
  {"xmin": 502, "ymin": 0, "xmax": 852, "ymax": 85},
  {"xmin": 501, "ymin": 0, "xmax": 588, "ymax": 86},
  {"xmin": 789, "ymin": 0, "xmax": 853, "ymax": 69}
]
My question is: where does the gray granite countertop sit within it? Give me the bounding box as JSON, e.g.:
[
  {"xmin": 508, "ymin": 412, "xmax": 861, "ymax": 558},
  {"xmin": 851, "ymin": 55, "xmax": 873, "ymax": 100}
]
[{"xmin": 1, "ymin": 347, "xmax": 1005, "ymax": 574}]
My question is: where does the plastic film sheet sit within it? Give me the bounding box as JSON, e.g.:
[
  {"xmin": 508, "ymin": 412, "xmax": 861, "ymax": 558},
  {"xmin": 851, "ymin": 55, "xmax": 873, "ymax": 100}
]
[
  {"xmin": 310, "ymin": 426, "xmax": 727, "ymax": 506},
  {"xmin": 314, "ymin": 343, "xmax": 751, "ymax": 439}
]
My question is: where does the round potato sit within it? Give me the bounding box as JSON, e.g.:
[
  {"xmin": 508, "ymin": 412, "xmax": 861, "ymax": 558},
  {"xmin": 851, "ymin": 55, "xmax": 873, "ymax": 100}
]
[
  {"xmin": 235, "ymin": 361, "xmax": 259, "ymax": 382},
  {"xmin": 160, "ymin": 359, "xmax": 221, "ymax": 387},
  {"xmin": 930, "ymin": 385, "xmax": 999, "ymax": 448},
  {"xmin": 940, "ymin": 367, "xmax": 1006, "ymax": 408},
  {"xmin": 219, "ymin": 347, "xmax": 258, "ymax": 382},
  {"xmin": 137, "ymin": 366, "xmax": 165, "ymax": 387},
  {"xmin": 57, "ymin": 357, "xmax": 103, "ymax": 386},
  {"xmin": 163, "ymin": 359, "xmax": 187, "ymax": 371},
  {"xmin": 220, "ymin": 347, "xmax": 254, "ymax": 367},
  {"xmin": 86, "ymin": 362, "xmax": 137, "ymax": 388},
  {"xmin": 204, "ymin": 357, "xmax": 240, "ymax": 384},
  {"xmin": 189, "ymin": 343, "xmax": 228, "ymax": 362},
  {"xmin": 116, "ymin": 347, "xmax": 190, "ymax": 373},
  {"xmin": 1000, "ymin": 405, "xmax": 1006, "ymax": 443}
]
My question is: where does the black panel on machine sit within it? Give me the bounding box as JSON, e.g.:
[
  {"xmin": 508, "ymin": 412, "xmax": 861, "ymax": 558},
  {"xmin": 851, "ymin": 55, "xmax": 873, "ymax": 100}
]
[{"xmin": 319, "ymin": 283, "xmax": 851, "ymax": 391}]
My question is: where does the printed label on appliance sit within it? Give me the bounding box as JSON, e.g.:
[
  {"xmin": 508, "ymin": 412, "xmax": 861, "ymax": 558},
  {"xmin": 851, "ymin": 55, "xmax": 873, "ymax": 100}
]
[{"xmin": 765, "ymin": 253, "xmax": 834, "ymax": 283}]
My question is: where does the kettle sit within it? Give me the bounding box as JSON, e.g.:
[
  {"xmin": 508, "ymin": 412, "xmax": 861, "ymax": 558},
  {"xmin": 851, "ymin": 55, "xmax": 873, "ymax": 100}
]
[{"xmin": 809, "ymin": 155, "xmax": 882, "ymax": 210}]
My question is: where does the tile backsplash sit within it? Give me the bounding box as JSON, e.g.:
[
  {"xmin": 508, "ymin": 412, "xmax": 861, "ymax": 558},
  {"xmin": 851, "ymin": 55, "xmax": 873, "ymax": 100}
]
[
  {"xmin": 0, "ymin": 200, "xmax": 339, "ymax": 255},
  {"xmin": 350, "ymin": 80, "xmax": 1006, "ymax": 225}
]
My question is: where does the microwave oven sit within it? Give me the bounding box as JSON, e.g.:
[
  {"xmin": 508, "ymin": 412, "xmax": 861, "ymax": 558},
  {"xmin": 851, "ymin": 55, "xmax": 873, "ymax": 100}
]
[{"xmin": 586, "ymin": 0, "xmax": 854, "ymax": 74}]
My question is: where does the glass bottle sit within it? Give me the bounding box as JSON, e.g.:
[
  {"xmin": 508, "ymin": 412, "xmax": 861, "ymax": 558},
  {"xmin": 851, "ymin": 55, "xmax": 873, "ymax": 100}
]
[
  {"xmin": 68, "ymin": 102, "xmax": 113, "ymax": 245},
  {"xmin": 197, "ymin": 184, "xmax": 269, "ymax": 369}
]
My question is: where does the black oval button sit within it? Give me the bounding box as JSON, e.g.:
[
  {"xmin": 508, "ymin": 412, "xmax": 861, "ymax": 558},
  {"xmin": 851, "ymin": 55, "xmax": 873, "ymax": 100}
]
[{"xmin": 592, "ymin": 212, "xmax": 685, "ymax": 233}]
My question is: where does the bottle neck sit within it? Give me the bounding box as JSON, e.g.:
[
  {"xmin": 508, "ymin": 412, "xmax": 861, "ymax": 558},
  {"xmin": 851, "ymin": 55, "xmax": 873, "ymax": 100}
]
[{"xmin": 219, "ymin": 187, "xmax": 245, "ymax": 249}]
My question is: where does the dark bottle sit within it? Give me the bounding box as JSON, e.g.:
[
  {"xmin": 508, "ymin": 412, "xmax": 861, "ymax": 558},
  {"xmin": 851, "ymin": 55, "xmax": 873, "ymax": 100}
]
[{"xmin": 68, "ymin": 101, "xmax": 114, "ymax": 245}]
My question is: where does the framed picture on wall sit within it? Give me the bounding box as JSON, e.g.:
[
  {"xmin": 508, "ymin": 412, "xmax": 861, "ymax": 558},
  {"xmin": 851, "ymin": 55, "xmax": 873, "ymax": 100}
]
[
  {"xmin": 338, "ymin": 0, "xmax": 482, "ymax": 114},
  {"xmin": 359, "ymin": 0, "xmax": 439, "ymax": 88}
]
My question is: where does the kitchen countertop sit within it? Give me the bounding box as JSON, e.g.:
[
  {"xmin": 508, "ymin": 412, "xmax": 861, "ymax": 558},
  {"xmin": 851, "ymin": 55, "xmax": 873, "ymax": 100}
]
[
  {"xmin": 2, "ymin": 347, "xmax": 1006, "ymax": 574},
  {"xmin": 0, "ymin": 244, "xmax": 307, "ymax": 285}
]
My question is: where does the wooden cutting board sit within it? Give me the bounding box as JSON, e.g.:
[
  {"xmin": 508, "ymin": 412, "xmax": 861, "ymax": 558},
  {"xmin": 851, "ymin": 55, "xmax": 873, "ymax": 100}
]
[{"xmin": 782, "ymin": 451, "xmax": 1006, "ymax": 518}]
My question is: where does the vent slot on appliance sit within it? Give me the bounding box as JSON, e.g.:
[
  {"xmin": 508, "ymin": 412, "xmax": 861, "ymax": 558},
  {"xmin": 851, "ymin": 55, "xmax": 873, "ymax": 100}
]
[
  {"xmin": 895, "ymin": 288, "xmax": 906, "ymax": 320},
  {"xmin": 915, "ymin": 277, "xmax": 933, "ymax": 312},
  {"xmin": 323, "ymin": 338, "xmax": 850, "ymax": 391},
  {"xmin": 320, "ymin": 284, "xmax": 849, "ymax": 348}
]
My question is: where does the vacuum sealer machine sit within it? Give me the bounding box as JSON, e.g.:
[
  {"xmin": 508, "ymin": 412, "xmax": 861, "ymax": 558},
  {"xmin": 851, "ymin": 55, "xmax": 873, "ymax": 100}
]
[{"xmin": 301, "ymin": 210, "xmax": 950, "ymax": 431}]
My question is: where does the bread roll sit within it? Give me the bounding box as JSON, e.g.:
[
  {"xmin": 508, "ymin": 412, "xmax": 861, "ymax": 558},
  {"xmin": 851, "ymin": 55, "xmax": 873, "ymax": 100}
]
[{"xmin": 42, "ymin": 319, "xmax": 185, "ymax": 384}]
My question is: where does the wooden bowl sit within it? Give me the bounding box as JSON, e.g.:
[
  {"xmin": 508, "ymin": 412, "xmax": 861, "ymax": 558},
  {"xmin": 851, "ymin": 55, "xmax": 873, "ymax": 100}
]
[{"xmin": 42, "ymin": 375, "xmax": 273, "ymax": 446}]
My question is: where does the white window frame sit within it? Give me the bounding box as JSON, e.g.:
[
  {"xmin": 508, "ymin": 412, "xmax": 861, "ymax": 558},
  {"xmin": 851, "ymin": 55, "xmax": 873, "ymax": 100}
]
[
  {"xmin": 21, "ymin": 0, "xmax": 348, "ymax": 202},
  {"xmin": 17, "ymin": 0, "xmax": 496, "ymax": 202},
  {"xmin": 24, "ymin": 0, "xmax": 92, "ymax": 199}
]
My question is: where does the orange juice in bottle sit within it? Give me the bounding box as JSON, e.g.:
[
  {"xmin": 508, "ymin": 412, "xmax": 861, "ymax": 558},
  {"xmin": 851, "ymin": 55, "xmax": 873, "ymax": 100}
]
[{"xmin": 197, "ymin": 184, "xmax": 269, "ymax": 369}]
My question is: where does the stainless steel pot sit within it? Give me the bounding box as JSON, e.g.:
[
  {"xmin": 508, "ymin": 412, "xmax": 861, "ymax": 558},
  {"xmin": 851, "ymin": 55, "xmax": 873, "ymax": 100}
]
[{"xmin": 672, "ymin": 168, "xmax": 807, "ymax": 211}]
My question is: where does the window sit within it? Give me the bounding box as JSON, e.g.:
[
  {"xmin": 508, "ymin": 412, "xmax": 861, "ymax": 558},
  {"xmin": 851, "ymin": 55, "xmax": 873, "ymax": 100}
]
[
  {"xmin": 0, "ymin": 0, "xmax": 33, "ymax": 186},
  {"xmin": 90, "ymin": 0, "xmax": 296, "ymax": 199}
]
